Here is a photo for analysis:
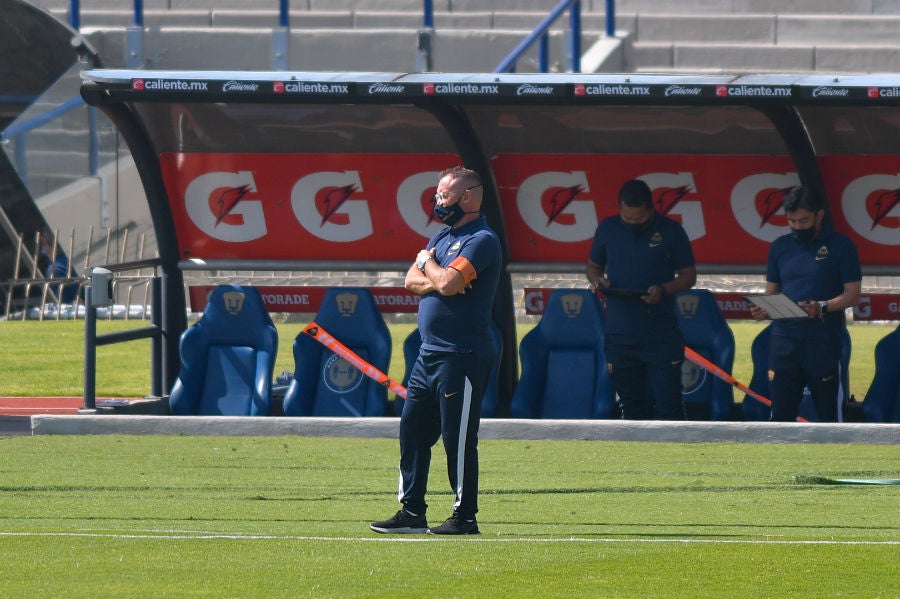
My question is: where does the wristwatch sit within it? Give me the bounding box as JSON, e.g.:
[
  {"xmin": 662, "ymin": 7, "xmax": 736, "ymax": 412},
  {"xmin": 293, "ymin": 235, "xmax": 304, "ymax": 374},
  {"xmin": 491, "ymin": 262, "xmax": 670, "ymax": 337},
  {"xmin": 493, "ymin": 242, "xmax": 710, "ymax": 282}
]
[
  {"xmin": 416, "ymin": 255, "xmax": 432, "ymax": 273},
  {"xmin": 818, "ymin": 301, "xmax": 828, "ymax": 319}
]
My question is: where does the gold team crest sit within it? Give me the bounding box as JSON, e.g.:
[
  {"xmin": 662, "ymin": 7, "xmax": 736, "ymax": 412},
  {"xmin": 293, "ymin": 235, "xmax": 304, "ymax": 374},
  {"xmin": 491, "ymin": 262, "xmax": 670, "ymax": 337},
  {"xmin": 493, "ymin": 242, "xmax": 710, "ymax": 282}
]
[
  {"xmin": 676, "ymin": 294, "xmax": 699, "ymax": 319},
  {"xmin": 559, "ymin": 293, "xmax": 584, "ymax": 318},
  {"xmin": 336, "ymin": 292, "xmax": 359, "ymax": 317}
]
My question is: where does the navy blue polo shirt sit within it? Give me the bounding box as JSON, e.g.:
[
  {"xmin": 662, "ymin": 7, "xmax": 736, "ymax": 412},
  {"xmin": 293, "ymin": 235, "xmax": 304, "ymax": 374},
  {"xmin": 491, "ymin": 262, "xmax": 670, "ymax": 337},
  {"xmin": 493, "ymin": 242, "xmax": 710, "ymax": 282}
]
[
  {"xmin": 417, "ymin": 216, "xmax": 501, "ymax": 354},
  {"xmin": 767, "ymin": 225, "xmax": 861, "ymax": 339},
  {"xmin": 589, "ymin": 212, "xmax": 695, "ymax": 335}
]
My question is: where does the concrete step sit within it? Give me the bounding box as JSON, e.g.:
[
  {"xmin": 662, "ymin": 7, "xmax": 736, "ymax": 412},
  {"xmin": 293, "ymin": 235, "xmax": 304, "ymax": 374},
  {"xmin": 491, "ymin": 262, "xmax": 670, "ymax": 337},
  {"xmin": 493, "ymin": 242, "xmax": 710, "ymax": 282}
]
[
  {"xmin": 21, "ymin": 128, "xmax": 117, "ymax": 153},
  {"xmin": 778, "ymin": 14, "xmax": 900, "ymax": 45},
  {"xmin": 27, "ymin": 173, "xmax": 86, "ymax": 198},
  {"xmin": 630, "ymin": 42, "xmax": 815, "ymax": 72},
  {"xmin": 634, "ymin": 14, "xmax": 776, "ymax": 43},
  {"xmin": 353, "ymin": 11, "xmax": 612, "ymax": 31},
  {"xmin": 617, "ymin": 0, "xmax": 898, "ymax": 14},
  {"xmin": 630, "ymin": 41, "xmax": 900, "ymax": 73},
  {"xmin": 58, "ymin": 9, "xmax": 213, "ymax": 28},
  {"xmin": 86, "ymin": 27, "xmax": 568, "ymax": 72},
  {"xmin": 634, "ymin": 13, "xmax": 900, "ymax": 46},
  {"xmin": 35, "ymin": 0, "xmax": 900, "ymax": 17},
  {"xmin": 47, "ymin": 8, "xmax": 612, "ymax": 31},
  {"xmin": 23, "ymin": 149, "xmax": 116, "ymax": 175}
]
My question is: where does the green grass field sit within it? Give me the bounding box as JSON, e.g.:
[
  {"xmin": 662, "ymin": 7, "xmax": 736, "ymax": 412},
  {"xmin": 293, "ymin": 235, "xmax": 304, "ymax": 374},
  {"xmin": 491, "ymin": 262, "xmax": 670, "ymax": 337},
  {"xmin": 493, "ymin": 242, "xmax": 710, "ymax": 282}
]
[
  {"xmin": 0, "ymin": 435, "xmax": 898, "ymax": 598},
  {"xmin": 0, "ymin": 319, "xmax": 891, "ymax": 402}
]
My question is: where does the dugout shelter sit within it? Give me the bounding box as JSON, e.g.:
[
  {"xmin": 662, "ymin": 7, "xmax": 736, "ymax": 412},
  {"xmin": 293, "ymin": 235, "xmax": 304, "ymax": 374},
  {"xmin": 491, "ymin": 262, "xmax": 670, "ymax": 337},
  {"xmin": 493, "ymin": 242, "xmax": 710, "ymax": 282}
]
[{"xmin": 79, "ymin": 70, "xmax": 900, "ymax": 414}]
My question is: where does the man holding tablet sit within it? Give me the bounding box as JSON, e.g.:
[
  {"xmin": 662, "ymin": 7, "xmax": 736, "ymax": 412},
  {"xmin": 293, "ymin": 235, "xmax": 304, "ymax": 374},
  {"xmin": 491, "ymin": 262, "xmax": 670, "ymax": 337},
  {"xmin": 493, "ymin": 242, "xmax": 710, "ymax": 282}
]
[{"xmin": 586, "ymin": 179, "xmax": 697, "ymax": 420}]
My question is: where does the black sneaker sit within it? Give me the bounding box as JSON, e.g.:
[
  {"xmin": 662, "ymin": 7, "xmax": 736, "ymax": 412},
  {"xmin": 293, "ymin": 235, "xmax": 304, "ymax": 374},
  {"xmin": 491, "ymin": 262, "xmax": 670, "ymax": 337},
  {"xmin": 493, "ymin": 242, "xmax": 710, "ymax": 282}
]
[
  {"xmin": 426, "ymin": 515, "xmax": 480, "ymax": 535},
  {"xmin": 369, "ymin": 509, "xmax": 428, "ymax": 534}
]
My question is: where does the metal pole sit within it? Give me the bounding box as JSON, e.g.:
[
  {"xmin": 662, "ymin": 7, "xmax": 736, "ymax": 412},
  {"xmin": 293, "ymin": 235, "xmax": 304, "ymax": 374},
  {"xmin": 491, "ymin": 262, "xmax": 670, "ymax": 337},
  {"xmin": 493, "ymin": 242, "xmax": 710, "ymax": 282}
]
[
  {"xmin": 273, "ymin": 0, "xmax": 290, "ymax": 70},
  {"xmin": 605, "ymin": 0, "xmax": 616, "ymax": 38},
  {"xmin": 570, "ymin": 0, "xmax": 582, "ymax": 72},
  {"xmin": 13, "ymin": 135, "xmax": 27, "ymax": 188},
  {"xmin": 69, "ymin": 0, "xmax": 80, "ymax": 30},
  {"xmin": 126, "ymin": 0, "xmax": 144, "ymax": 68},
  {"xmin": 539, "ymin": 34, "xmax": 549, "ymax": 73},
  {"xmin": 279, "ymin": 0, "xmax": 289, "ymax": 27},
  {"xmin": 150, "ymin": 276, "xmax": 162, "ymax": 398},
  {"xmin": 423, "ymin": 0, "xmax": 434, "ymax": 28},
  {"xmin": 416, "ymin": 0, "xmax": 435, "ymax": 73},
  {"xmin": 88, "ymin": 106, "xmax": 98, "ymax": 176},
  {"xmin": 82, "ymin": 286, "xmax": 97, "ymax": 411}
]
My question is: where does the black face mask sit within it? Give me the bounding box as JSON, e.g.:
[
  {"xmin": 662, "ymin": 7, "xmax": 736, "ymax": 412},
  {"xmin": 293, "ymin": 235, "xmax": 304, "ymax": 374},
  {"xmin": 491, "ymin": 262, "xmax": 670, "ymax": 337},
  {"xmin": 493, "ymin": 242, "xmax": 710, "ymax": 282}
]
[
  {"xmin": 433, "ymin": 202, "xmax": 467, "ymax": 226},
  {"xmin": 792, "ymin": 226, "xmax": 818, "ymax": 244},
  {"xmin": 623, "ymin": 218, "xmax": 651, "ymax": 235}
]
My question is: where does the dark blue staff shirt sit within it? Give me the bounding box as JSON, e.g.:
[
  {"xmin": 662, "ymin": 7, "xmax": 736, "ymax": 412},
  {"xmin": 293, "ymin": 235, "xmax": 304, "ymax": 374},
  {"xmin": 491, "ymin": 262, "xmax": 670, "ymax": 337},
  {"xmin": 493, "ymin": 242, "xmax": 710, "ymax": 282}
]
[
  {"xmin": 767, "ymin": 225, "xmax": 861, "ymax": 339},
  {"xmin": 589, "ymin": 212, "xmax": 695, "ymax": 335},
  {"xmin": 417, "ymin": 216, "xmax": 501, "ymax": 355}
]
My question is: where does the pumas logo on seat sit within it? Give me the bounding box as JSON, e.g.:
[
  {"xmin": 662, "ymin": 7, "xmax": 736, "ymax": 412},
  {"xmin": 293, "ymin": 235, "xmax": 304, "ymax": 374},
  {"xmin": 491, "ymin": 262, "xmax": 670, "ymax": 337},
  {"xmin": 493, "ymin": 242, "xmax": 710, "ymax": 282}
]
[
  {"xmin": 222, "ymin": 291, "xmax": 246, "ymax": 315},
  {"xmin": 676, "ymin": 294, "xmax": 700, "ymax": 319},
  {"xmin": 559, "ymin": 293, "xmax": 584, "ymax": 317},
  {"xmin": 336, "ymin": 292, "xmax": 359, "ymax": 317}
]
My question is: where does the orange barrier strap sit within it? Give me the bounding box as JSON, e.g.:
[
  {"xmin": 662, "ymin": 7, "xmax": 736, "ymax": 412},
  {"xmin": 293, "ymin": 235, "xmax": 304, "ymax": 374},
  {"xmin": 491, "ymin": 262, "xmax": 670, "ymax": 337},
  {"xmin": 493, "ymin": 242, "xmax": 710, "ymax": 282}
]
[
  {"xmin": 684, "ymin": 346, "xmax": 809, "ymax": 423},
  {"xmin": 302, "ymin": 322, "xmax": 407, "ymax": 399}
]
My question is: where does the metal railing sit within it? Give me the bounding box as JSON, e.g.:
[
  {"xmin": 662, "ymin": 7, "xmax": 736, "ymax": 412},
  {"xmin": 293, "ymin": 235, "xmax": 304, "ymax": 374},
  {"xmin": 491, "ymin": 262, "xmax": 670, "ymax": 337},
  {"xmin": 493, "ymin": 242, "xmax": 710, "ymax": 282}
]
[
  {"xmin": 83, "ymin": 260, "xmax": 164, "ymax": 410},
  {"xmin": 1, "ymin": 97, "xmax": 100, "ymax": 190},
  {"xmin": 2, "ymin": 226, "xmax": 158, "ymax": 322},
  {"xmin": 494, "ymin": 0, "xmax": 586, "ymax": 74},
  {"xmin": 63, "ymin": 1, "xmax": 614, "ymax": 74}
]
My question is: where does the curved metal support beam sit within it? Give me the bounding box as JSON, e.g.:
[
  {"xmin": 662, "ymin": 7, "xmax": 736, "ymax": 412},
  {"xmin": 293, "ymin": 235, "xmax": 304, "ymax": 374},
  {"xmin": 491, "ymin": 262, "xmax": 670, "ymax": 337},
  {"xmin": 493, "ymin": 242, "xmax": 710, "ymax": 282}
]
[
  {"xmin": 755, "ymin": 103, "xmax": 829, "ymax": 220},
  {"xmin": 422, "ymin": 103, "xmax": 518, "ymax": 415},
  {"xmin": 81, "ymin": 91, "xmax": 186, "ymax": 394}
]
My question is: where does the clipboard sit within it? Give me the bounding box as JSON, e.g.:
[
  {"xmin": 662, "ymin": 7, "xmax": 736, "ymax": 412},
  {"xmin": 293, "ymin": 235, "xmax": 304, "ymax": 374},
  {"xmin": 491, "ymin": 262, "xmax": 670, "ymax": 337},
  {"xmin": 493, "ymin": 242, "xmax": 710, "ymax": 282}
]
[{"xmin": 744, "ymin": 293, "xmax": 808, "ymax": 319}]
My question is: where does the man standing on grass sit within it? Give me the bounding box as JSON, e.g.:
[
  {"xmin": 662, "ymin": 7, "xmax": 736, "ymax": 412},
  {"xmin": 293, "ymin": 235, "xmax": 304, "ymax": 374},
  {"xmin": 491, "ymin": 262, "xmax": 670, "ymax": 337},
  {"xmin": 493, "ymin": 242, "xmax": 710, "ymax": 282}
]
[
  {"xmin": 749, "ymin": 185, "xmax": 861, "ymax": 422},
  {"xmin": 586, "ymin": 179, "xmax": 697, "ymax": 420},
  {"xmin": 370, "ymin": 166, "xmax": 501, "ymax": 536}
]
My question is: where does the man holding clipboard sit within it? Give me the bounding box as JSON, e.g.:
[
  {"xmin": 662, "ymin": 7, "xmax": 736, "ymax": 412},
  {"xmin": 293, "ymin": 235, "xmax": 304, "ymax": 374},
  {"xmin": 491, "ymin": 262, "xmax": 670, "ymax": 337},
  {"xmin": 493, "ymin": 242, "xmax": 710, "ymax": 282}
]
[{"xmin": 749, "ymin": 186, "xmax": 861, "ymax": 422}]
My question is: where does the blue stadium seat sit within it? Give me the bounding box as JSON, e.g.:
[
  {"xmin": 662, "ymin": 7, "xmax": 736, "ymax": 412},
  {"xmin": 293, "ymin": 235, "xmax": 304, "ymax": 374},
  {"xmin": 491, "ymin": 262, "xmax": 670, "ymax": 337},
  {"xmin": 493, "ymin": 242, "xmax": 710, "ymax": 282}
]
[
  {"xmin": 675, "ymin": 289, "xmax": 736, "ymax": 420},
  {"xmin": 169, "ymin": 285, "xmax": 277, "ymax": 416},
  {"xmin": 396, "ymin": 322, "xmax": 503, "ymax": 418},
  {"xmin": 742, "ymin": 323, "xmax": 852, "ymax": 422},
  {"xmin": 282, "ymin": 287, "xmax": 391, "ymax": 417},
  {"xmin": 861, "ymin": 325, "xmax": 900, "ymax": 423},
  {"xmin": 510, "ymin": 289, "xmax": 615, "ymax": 419}
]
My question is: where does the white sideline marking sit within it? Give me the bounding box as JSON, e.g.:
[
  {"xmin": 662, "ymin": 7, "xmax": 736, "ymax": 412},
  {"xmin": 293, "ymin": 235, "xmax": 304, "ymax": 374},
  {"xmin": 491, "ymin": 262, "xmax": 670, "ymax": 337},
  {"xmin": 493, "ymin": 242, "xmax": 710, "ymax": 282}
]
[{"xmin": 1, "ymin": 531, "xmax": 898, "ymax": 545}]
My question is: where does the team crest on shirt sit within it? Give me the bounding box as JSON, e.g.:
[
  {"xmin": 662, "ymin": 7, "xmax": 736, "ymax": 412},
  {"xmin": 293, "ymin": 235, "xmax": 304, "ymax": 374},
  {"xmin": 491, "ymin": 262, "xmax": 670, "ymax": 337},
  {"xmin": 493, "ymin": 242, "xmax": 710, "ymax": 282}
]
[
  {"xmin": 447, "ymin": 240, "xmax": 462, "ymax": 256},
  {"xmin": 815, "ymin": 245, "xmax": 829, "ymax": 261},
  {"xmin": 768, "ymin": 369, "xmax": 775, "ymax": 382},
  {"xmin": 649, "ymin": 232, "xmax": 663, "ymax": 248}
]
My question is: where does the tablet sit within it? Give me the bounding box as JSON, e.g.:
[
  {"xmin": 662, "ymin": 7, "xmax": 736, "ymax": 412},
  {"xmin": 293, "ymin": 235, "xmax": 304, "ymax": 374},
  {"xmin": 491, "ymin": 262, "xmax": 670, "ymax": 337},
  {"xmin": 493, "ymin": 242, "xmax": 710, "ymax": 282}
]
[{"xmin": 598, "ymin": 287, "xmax": 647, "ymax": 298}]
